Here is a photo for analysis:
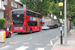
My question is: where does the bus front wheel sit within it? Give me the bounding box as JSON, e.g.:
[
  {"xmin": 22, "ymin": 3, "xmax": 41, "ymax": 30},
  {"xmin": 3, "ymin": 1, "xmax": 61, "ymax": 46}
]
[
  {"xmin": 30, "ymin": 29, "xmax": 32, "ymax": 33},
  {"xmin": 39, "ymin": 28, "xmax": 40, "ymax": 31}
]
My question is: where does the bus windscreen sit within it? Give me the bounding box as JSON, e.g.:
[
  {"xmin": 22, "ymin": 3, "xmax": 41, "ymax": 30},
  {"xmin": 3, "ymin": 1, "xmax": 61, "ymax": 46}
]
[{"xmin": 12, "ymin": 10, "xmax": 24, "ymax": 27}]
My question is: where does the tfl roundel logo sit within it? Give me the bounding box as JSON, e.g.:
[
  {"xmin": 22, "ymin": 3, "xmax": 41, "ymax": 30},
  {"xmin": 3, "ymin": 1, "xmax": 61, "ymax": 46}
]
[
  {"xmin": 30, "ymin": 17, "xmax": 33, "ymax": 20},
  {"xmin": 39, "ymin": 19, "xmax": 41, "ymax": 21}
]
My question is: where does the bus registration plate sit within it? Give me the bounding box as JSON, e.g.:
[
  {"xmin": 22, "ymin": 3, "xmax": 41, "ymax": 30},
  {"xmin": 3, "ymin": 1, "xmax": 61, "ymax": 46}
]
[
  {"xmin": 15, "ymin": 28, "xmax": 20, "ymax": 30},
  {"xmin": 17, "ymin": 31, "xmax": 20, "ymax": 33}
]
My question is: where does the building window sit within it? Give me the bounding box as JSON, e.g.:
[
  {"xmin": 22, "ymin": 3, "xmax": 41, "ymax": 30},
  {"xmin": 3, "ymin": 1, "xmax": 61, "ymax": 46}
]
[
  {"xmin": 0, "ymin": 11, "xmax": 4, "ymax": 18},
  {"xmin": 11, "ymin": 2, "xmax": 13, "ymax": 7},
  {"xmin": 18, "ymin": 5, "xmax": 20, "ymax": 9},
  {"xmin": 4, "ymin": 0, "xmax": 7, "ymax": 5},
  {"xmin": 14, "ymin": 3, "xmax": 17, "ymax": 8},
  {"xmin": 20, "ymin": 6, "xmax": 23, "ymax": 8},
  {"xmin": 18, "ymin": 5, "xmax": 23, "ymax": 9}
]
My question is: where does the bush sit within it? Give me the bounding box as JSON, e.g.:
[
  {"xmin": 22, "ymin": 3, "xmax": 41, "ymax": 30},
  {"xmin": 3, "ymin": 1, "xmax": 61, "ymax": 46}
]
[{"xmin": 0, "ymin": 18, "xmax": 5, "ymax": 27}]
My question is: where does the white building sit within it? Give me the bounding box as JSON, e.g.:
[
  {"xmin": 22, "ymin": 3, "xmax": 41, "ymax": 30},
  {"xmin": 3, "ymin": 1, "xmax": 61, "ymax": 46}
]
[
  {"xmin": 0, "ymin": 0, "xmax": 5, "ymax": 18},
  {"xmin": 15, "ymin": 0, "xmax": 26, "ymax": 9}
]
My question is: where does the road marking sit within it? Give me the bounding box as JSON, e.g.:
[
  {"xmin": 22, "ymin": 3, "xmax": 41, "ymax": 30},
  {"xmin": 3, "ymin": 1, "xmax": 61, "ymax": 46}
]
[
  {"xmin": 29, "ymin": 37, "xmax": 32, "ymax": 40},
  {"xmin": 51, "ymin": 36, "xmax": 58, "ymax": 41},
  {"xmin": 57, "ymin": 35, "xmax": 60, "ymax": 37},
  {"xmin": 56, "ymin": 36, "xmax": 58, "ymax": 39},
  {"xmin": 0, "ymin": 45, "xmax": 9, "ymax": 49},
  {"xmin": 49, "ymin": 36, "xmax": 59, "ymax": 45},
  {"xmin": 15, "ymin": 46, "xmax": 29, "ymax": 50},
  {"xmin": 35, "ymin": 48, "xmax": 45, "ymax": 50},
  {"xmin": 50, "ymin": 40, "xmax": 53, "ymax": 45}
]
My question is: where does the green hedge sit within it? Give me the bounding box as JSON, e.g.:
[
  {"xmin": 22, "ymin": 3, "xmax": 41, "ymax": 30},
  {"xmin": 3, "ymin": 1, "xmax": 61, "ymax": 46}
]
[{"xmin": 0, "ymin": 18, "xmax": 5, "ymax": 27}]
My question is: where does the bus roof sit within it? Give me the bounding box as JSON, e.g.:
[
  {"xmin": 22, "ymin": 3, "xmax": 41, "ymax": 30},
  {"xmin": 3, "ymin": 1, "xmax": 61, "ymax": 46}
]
[
  {"xmin": 25, "ymin": 9, "xmax": 41, "ymax": 15},
  {"xmin": 12, "ymin": 9, "xmax": 41, "ymax": 15}
]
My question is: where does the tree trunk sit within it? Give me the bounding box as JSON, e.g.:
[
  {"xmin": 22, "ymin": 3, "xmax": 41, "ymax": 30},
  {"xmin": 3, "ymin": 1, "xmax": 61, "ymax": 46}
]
[
  {"xmin": 71, "ymin": 20, "xmax": 73, "ymax": 29},
  {"xmin": 67, "ymin": 17, "xmax": 70, "ymax": 35}
]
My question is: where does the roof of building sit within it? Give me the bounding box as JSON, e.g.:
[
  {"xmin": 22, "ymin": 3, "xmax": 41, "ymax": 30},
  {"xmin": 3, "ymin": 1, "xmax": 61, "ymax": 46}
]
[{"xmin": 15, "ymin": 0, "xmax": 22, "ymax": 4}]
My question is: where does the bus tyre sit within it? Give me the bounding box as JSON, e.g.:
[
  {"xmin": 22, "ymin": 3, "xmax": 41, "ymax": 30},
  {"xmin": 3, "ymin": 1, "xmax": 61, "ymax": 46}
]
[
  {"xmin": 7, "ymin": 33, "xmax": 11, "ymax": 38},
  {"xmin": 30, "ymin": 29, "xmax": 32, "ymax": 33},
  {"xmin": 47, "ymin": 28, "xmax": 49, "ymax": 30},
  {"xmin": 39, "ymin": 28, "xmax": 40, "ymax": 31}
]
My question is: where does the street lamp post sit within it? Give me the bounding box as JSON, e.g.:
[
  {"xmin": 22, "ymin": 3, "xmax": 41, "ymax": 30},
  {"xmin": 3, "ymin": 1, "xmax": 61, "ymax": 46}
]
[
  {"xmin": 59, "ymin": 2, "xmax": 63, "ymax": 44},
  {"xmin": 64, "ymin": 0, "xmax": 67, "ymax": 45}
]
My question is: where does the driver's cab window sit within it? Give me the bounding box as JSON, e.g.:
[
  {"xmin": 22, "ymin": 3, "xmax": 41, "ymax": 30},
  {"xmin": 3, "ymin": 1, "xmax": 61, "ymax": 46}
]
[{"xmin": 0, "ymin": 28, "xmax": 5, "ymax": 31}]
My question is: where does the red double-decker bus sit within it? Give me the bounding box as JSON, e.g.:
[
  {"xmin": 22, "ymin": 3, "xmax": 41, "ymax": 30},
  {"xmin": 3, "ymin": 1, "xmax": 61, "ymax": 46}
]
[{"xmin": 11, "ymin": 9, "xmax": 42, "ymax": 34}]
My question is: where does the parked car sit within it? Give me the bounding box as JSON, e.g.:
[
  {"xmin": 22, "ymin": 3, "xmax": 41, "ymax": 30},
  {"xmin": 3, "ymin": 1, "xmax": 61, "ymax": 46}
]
[
  {"xmin": 0, "ymin": 27, "xmax": 11, "ymax": 38},
  {"xmin": 42, "ymin": 26, "xmax": 50, "ymax": 30}
]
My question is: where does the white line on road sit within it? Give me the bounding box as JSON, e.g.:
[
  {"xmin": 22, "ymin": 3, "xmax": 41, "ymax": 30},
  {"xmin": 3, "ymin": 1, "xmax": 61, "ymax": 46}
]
[
  {"xmin": 35, "ymin": 48, "xmax": 45, "ymax": 50},
  {"xmin": 29, "ymin": 37, "xmax": 32, "ymax": 40},
  {"xmin": 49, "ymin": 36, "xmax": 59, "ymax": 45},
  {"xmin": 50, "ymin": 40, "xmax": 53, "ymax": 45},
  {"xmin": 51, "ymin": 36, "xmax": 59, "ymax": 41},
  {"xmin": 56, "ymin": 36, "xmax": 58, "ymax": 39},
  {"xmin": 15, "ymin": 46, "xmax": 29, "ymax": 50},
  {"xmin": 0, "ymin": 45, "xmax": 9, "ymax": 49}
]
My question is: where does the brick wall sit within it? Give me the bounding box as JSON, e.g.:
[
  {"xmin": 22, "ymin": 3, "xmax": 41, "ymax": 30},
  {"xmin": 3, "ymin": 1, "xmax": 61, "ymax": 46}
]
[{"xmin": 4, "ymin": 0, "xmax": 23, "ymax": 27}]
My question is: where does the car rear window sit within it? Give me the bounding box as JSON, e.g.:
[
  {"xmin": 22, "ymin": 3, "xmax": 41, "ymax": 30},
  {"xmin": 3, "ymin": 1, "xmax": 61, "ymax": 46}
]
[{"xmin": 0, "ymin": 28, "xmax": 5, "ymax": 31}]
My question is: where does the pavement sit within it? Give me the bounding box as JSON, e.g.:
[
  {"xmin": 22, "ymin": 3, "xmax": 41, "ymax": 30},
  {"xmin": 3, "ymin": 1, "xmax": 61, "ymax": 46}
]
[
  {"xmin": 52, "ymin": 28, "xmax": 75, "ymax": 50},
  {"xmin": 0, "ymin": 42, "xmax": 7, "ymax": 46}
]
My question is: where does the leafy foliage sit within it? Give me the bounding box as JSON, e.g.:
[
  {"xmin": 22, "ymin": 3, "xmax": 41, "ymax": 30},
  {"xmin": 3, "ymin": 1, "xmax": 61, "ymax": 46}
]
[
  {"xmin": 73, "ymin": 19, "xmax": 75, "ymax": 24},
  {"xmin": 48, "ymin": 1, "xmax": 60, "ymax": 18},
  {"xmin": 20, "ymin": 0, "xmax": 75, "ymax": 20},
  {"xmin": 20, "ymin": 0, "xmax": 49, "ymax": 16}
]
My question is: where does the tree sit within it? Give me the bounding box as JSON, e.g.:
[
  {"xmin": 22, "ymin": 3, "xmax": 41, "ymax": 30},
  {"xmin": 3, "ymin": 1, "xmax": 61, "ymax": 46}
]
[
  {"xmin": 20, "ymin": 0, "xmax": 49, "ymax": 16},
  {"xmin": 48, "ymin": 0, "xmax": 75, "ymax": 34},
  {"xmin": 48, "ymin": 1, "xmax": 60, "ymax": 18},
  {"xmin": 73, "ymin": 19, "xmax": 75, "ymax": 24},
  {"xmin": 63, "ymin": 0, "xmax": 75, "ymax": 34}
]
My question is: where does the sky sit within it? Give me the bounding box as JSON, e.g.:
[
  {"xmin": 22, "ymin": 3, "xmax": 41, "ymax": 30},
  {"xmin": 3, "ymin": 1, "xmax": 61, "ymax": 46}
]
[
  {"xmin": 15, "ymin": 0, "xmax": 22, "ymax": 4},
  {"xmin": 15, "ymin": 0, "xmax": 20, "ymax": 1}
]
